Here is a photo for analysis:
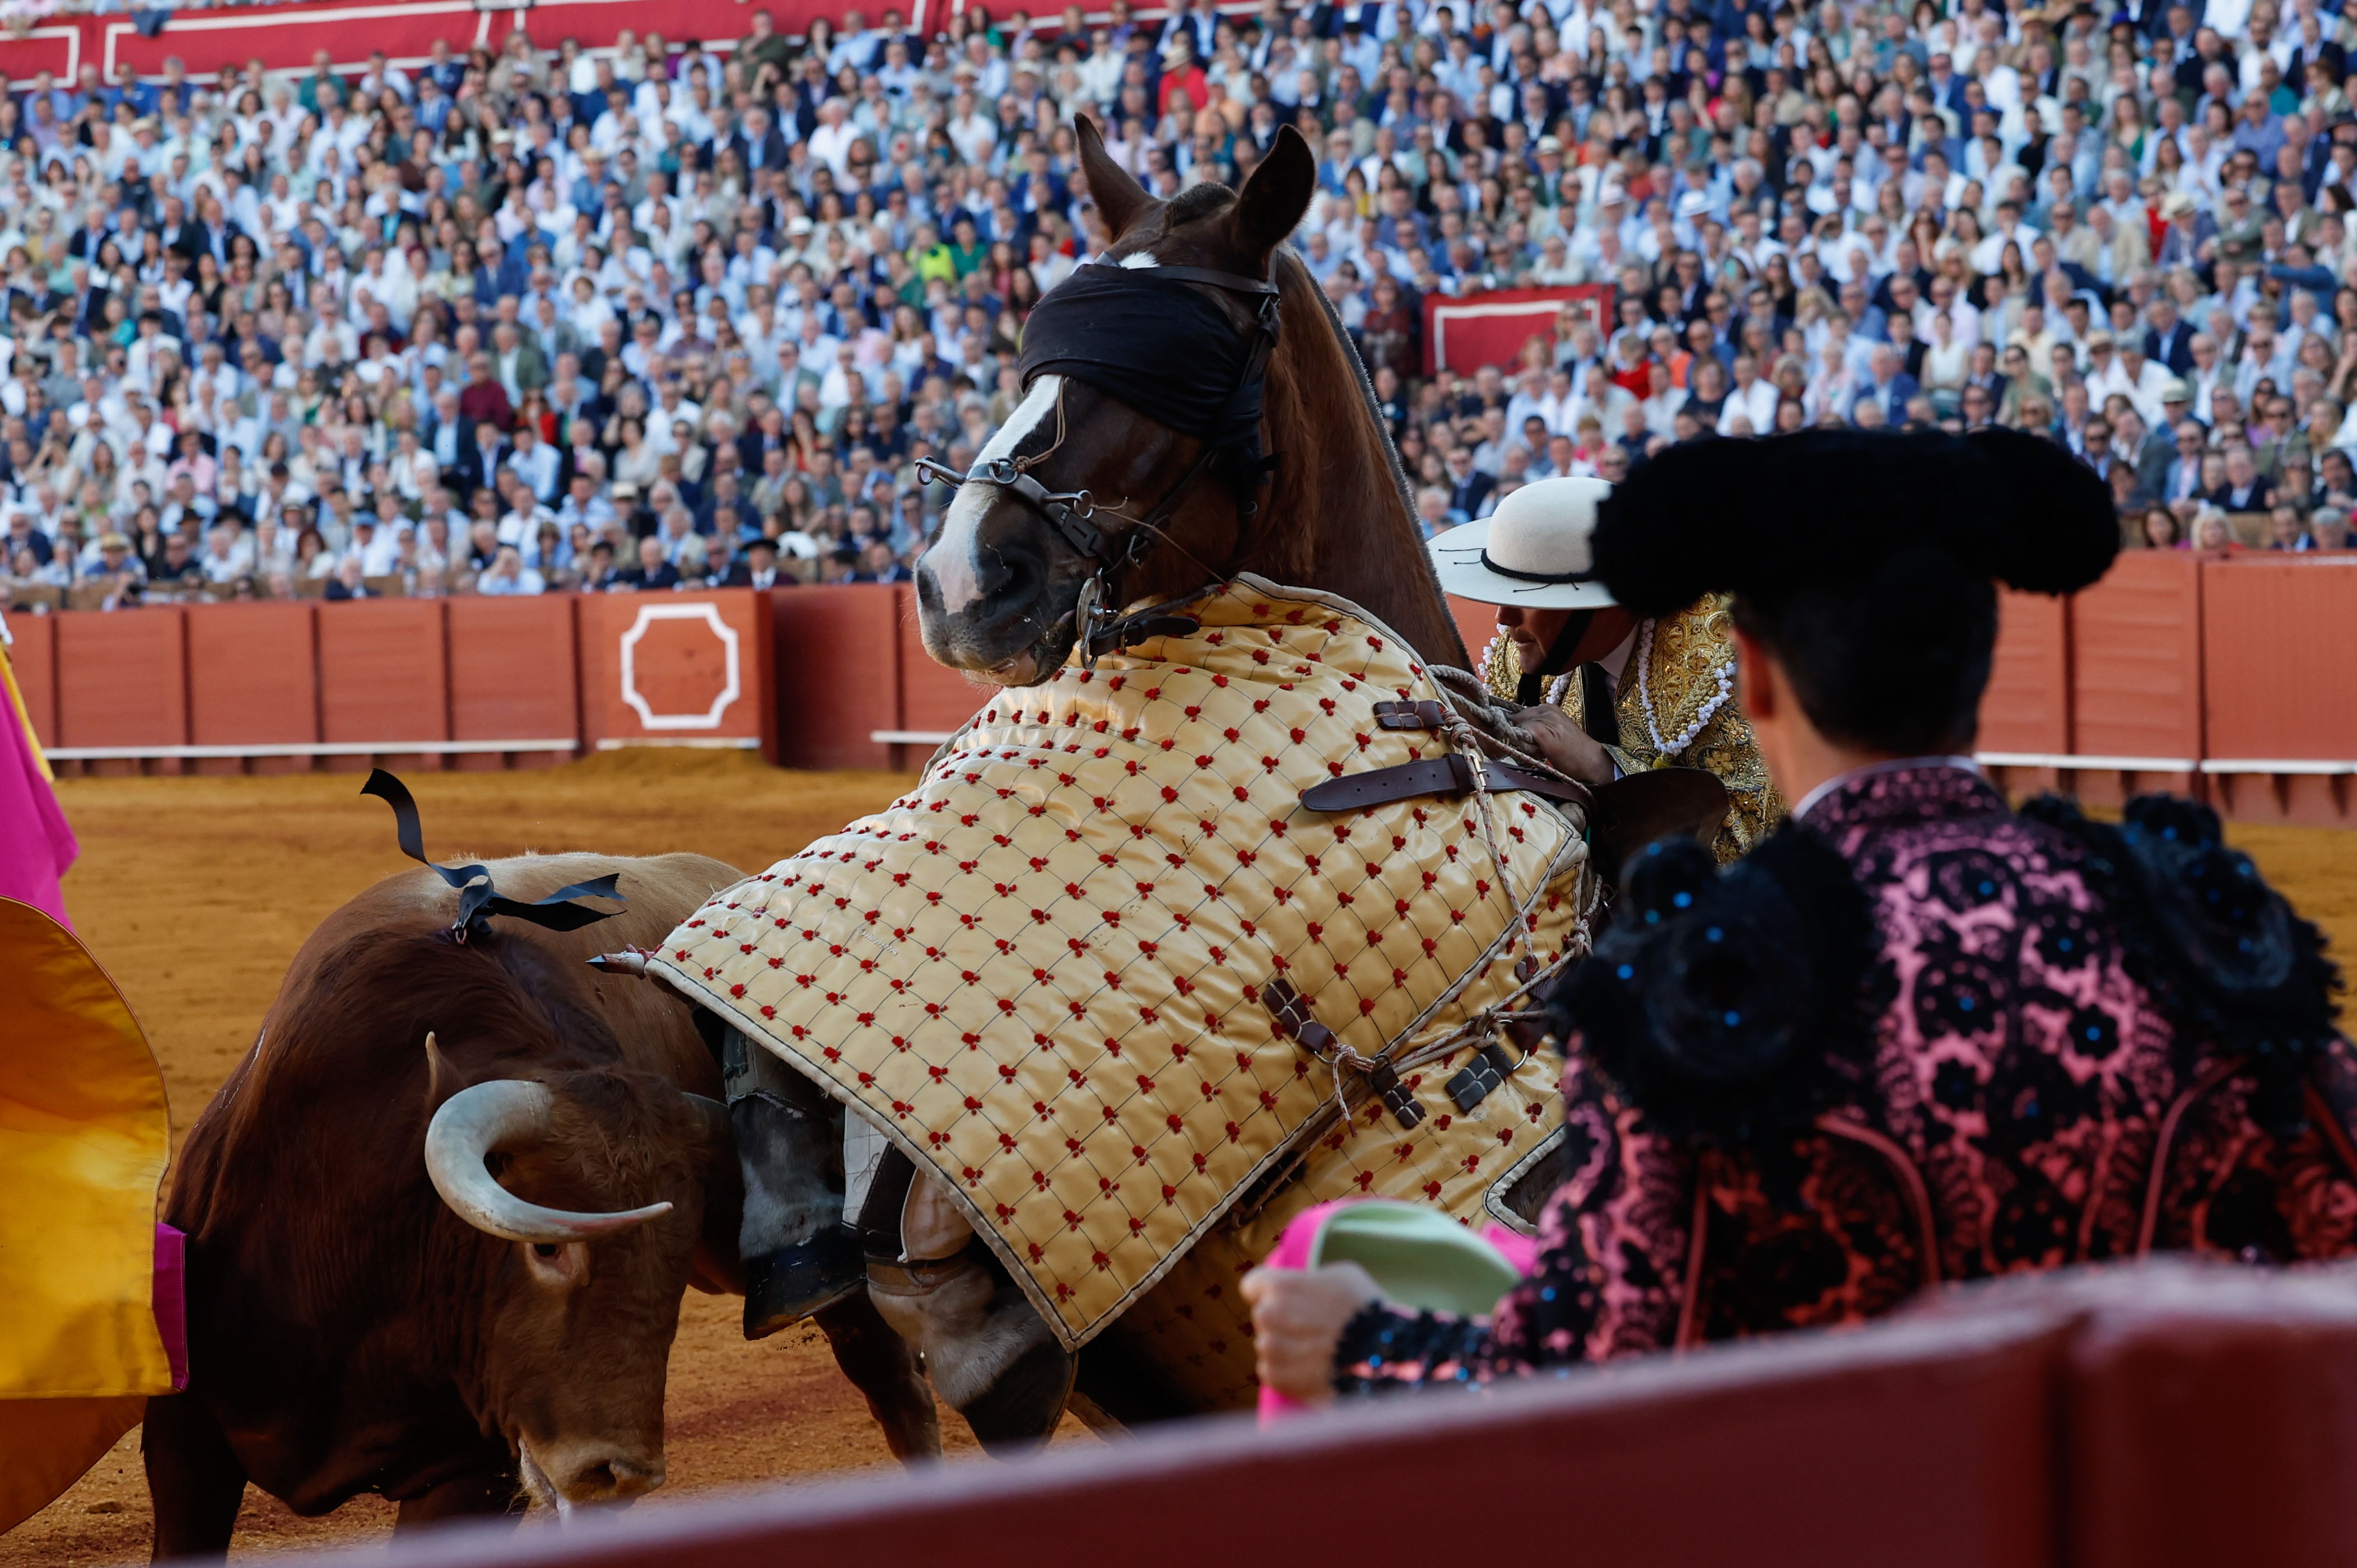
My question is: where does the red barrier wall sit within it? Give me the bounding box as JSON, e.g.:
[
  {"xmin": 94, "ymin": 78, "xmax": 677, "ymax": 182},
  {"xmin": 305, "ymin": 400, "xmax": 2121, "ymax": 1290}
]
[
  {"xmin": 769, "ymin": 585, "xmax": 900, "ymax": 772},
  {"xmin": 446, "ymin": 597, "xmax": 580, "ymax": 772},
  {"xmin": 892, "ymin": 585, "xmax": 987, "ymax": 756},
  {"xmin": 7, "ymin": 614, "xmax": 58, "ymax": 750},
  {"xmin": 579, "ymin": 590, "xmax": 775, "ymax": 760},
  {"xmin": 316, "ymin": 600, "xmax": 449, "ymax": 773},
  {"xmin": 55, "ymin": 608, "xmax": 187, "ymax": 772},
  {"xmin": 2199, "ymin": 558, "xmax": 2357, "ymax": 826},
  {"xmin": 255, "ymin": 1259, "xmax": 2357, "ymax": 1568},
  {"xmin": 1977, "ymin": 590, "xmax": 2071, "ymax": 771},
  {"xmin": 184, "ymin": 602, "xmax": 319, "ymax": 777},
  {"xmin": 2066, "ymin": 552, "xmax": 2204, "ymax": 806}
]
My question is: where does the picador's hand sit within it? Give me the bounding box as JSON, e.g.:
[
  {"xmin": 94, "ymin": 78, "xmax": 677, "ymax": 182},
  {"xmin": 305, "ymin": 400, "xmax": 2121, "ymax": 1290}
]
[{"xmin": 1508, "ymin": 702, "xmax": 1618, "ymax": 786}]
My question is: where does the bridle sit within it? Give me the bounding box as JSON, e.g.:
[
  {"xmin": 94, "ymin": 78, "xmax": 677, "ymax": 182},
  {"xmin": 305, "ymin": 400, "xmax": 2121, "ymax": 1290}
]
[{"xmin": 915, "ymin": 259, "xmax": 1282, "ymax": 662}]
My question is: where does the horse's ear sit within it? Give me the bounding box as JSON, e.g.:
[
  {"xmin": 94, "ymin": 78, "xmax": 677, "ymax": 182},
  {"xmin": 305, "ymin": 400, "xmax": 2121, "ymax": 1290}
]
[
  {"xmin": 1232, "ymin": 123, "xmax": 1316, "ymax": 260},
  {"xmin": 1074, "ymin": 114, "xmax": 1154, "ymax": 243}
]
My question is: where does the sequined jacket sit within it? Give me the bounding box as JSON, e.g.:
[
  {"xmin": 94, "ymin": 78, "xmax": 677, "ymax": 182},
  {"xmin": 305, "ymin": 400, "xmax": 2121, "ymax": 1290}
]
[
  {"xmin": 1335, "ymin": 766, "xmax": 2357, "ymax": 1388},
  {"xmin": 1480, "ymin": 595, "xmax": 1782, "ymax": 863}
]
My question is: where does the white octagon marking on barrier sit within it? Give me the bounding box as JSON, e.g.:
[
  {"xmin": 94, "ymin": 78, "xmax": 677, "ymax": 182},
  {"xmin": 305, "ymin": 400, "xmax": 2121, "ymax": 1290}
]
[{"xmin": 619, "ymin": 603, "xmax": 741, "ymax": 730}]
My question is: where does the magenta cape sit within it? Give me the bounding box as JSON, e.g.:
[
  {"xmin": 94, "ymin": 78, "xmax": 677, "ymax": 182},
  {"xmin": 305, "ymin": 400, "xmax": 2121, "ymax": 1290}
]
[{"xmin": 0, "ymin": 647, "xmax": 76, "ymax": 928}]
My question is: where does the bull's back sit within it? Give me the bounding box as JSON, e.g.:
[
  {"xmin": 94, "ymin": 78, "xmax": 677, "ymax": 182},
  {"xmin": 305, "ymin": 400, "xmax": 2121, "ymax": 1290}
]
[{"xmin": 170, "ymin": 850, "xmax": 741, "ymax": 1231}]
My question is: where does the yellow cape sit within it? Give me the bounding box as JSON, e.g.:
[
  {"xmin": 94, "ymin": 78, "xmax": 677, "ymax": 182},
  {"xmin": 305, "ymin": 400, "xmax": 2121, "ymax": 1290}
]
[{"xmin": 0, "ymin": 897, "xmax": 175, "ymax": 1533}]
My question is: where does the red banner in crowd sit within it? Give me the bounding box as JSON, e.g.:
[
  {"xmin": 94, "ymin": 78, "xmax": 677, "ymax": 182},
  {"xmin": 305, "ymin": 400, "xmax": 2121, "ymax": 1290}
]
[{"xmin": 1421, "ymin": 285, "xmax": 1612, "ymax": 380}]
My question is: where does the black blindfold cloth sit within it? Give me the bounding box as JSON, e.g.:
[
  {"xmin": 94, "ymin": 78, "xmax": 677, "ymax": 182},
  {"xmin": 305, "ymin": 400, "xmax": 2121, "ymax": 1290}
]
[{"xmin": 1017, "ymin": 264, "xmax": 1266, "ymax": 455}]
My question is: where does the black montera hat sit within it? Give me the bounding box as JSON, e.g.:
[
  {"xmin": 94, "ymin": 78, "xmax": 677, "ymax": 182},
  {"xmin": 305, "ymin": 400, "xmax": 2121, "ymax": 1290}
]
[{"xmin": 1591, "ymin": 427, "xmax": 2118, "ymax": 618}]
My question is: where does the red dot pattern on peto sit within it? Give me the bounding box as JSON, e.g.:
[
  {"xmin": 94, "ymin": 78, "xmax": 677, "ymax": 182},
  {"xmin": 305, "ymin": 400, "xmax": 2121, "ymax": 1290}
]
[{"xmin": 654, "ymin": 580, "xmax": 1595, "ymax": 1348}]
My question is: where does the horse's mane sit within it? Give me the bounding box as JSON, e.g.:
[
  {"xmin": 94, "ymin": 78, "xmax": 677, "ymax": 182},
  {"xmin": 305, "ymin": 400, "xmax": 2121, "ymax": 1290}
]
[
  {"xmin": 1253, "ymin": 243, "xmax": 1471, "ymax": 670},
  {"xmin": 1294, "ymin": 248, "xmax": 1422, "ymax": 555}
]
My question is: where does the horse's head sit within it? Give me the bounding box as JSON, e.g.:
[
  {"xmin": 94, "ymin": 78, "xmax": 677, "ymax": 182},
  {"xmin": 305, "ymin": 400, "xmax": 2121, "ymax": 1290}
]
[{"xmin": 915, "ymin": 116, "xmax": 1317, "ymax": 685}]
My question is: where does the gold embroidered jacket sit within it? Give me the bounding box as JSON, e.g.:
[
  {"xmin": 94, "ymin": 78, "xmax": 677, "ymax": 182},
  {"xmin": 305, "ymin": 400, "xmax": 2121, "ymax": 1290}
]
[{"xmin": 1481, "ymin": 595, "xmax": 1783, "ymax": 862}]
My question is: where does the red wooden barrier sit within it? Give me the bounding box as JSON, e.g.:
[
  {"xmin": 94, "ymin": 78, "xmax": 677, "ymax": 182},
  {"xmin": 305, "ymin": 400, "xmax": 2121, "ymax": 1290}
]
[
  {"xmin": 579, "ymin": 590, "xmax": 774, "ymax": 761},
  {"xmin": 2199, "ymin": 558, "xmax": 2357, "ymax": 827},
  {"xmin": 316, "ymin": 600, "xmax": 449, "ymax": 774},
  {"xmin": 184, "ymin": 602, "xmax": 319, "ymax": 777},
  {"xmin": 55, "ymin": 608, "xmax": 187, "ymax": 773},
  {"xmin": 2065, "ymin": 552, "xmax": 2204, "ymax": 806},
  {"xmin": 7, "ymin": 614, "xmax": 58, "ymax": 751},
  {"xmin": 891, "ymin": 584, "xmax": 988, "ymax": 762},
  {"xmin": 447, "ymin": 598, "xmax": 580, "ymax": 772},
  {"xmin": 768, "ymin": 586, "xmax": 900, "ymax": 772},
  {"xmin": 245, "ymin": 1259, "xmax": 2357, "ymax": 1568},
  {"xmin": 1976, "ymin": 591, "xmax": 2071, "ymax": 795}
]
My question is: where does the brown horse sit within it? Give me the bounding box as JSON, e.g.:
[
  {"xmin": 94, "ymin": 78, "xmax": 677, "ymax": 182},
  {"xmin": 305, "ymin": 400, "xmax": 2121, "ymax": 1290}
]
[{"xmin": 914, "ymin": 116, "xmax": 1469, "ymax": 687}]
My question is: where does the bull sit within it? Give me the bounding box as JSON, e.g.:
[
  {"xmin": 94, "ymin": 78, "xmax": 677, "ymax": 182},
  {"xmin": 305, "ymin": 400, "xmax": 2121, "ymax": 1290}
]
[{"xmin": 144, "ymin": 846, "xmax": 937, "ymax": 1560}]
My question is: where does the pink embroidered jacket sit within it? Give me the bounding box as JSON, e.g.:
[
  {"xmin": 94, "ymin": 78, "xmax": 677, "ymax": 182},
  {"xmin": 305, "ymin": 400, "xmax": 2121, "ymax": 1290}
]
[{"xmin": 1338, "ymin": 764, "xmax": 2357, "ymax": 1386}]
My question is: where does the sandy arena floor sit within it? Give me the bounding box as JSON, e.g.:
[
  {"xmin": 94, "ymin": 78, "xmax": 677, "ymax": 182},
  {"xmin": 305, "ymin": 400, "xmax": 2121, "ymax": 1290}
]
[{"xmin": 10, "ymin": 750, "xmax": 2356, "ymax": 1562}]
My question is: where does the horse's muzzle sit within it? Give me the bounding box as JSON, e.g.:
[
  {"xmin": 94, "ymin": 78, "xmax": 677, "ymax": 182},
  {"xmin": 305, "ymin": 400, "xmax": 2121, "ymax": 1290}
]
[{"xmin": 915, "ymin": 514, "xmax": 1081, "ymax": 686}]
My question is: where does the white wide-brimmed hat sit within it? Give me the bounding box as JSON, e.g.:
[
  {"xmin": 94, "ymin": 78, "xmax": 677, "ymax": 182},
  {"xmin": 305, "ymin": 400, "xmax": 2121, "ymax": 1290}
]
[{"xmin": 1428, "ymin": 477, "xmax": 1618, "ymax": 610}]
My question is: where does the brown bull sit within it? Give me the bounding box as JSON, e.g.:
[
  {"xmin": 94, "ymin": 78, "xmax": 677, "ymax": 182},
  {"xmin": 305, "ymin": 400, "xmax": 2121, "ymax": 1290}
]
[{"xmin": 145, "ymin": 852, "xmax": 935, "ymax": 1560}]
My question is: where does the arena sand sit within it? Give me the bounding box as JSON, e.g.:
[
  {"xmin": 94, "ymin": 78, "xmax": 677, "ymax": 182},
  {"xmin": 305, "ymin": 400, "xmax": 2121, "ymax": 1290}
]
[{"xmin": 10, "ymin": 749, "xmax": 2354, "ymax": 1562}]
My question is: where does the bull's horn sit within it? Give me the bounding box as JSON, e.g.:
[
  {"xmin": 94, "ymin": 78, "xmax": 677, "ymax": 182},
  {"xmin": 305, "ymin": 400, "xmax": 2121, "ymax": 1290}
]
[{"xmin": 424, "ymin": 1080, "xmax": 675, "ymax": 1244}]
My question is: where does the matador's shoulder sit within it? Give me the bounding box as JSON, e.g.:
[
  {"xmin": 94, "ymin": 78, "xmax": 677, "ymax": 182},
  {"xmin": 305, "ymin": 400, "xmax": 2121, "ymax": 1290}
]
[{"xmin": 1631, "ymin": 595, "xmax": 1738, "ymax": 758}]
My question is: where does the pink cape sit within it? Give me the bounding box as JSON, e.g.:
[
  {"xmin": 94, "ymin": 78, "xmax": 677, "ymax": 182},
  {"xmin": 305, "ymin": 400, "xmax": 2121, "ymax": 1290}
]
[{"xmin": 0, "ymin": 652, "xmax": 76, "ymax": 928}]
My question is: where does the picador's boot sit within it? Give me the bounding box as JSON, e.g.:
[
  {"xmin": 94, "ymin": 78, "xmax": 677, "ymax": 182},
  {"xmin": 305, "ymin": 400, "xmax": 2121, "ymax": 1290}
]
[
  {"xmin": 860, "ymin": 1153, "xmax": 1075, "ymax": 1453},
  {"xmin": 717, "ymin": 1024, "xmax": 863, "ymax": 1337}
]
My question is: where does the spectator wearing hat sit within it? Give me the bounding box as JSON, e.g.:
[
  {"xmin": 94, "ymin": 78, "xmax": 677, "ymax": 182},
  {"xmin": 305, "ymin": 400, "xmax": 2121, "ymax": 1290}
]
[{"xmin": 721, "ymin": 535, "xmax": 787, "ymax": 589}]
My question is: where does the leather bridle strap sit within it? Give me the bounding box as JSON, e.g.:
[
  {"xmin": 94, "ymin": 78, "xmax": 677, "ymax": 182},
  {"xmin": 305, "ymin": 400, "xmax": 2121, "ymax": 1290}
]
[
  {"xmin": 925, "ymin": 258, "xmax": 1284, "ymax": 579},
  {"xmin": 912, "ymin": 452, "xmax": 1115, "ymax": 562}
]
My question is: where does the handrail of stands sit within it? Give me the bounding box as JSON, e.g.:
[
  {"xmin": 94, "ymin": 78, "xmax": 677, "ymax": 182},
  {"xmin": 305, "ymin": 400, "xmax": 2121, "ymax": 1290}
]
[{"xmin": 241, "ymin": 1257, "xmax": 2357, "ymax": 1568}]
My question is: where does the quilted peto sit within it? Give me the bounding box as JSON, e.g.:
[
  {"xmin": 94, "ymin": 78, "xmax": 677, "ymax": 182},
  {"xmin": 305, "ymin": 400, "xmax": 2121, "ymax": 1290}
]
[{"xmin": 654, "ymin": 577, "xmax": 1595, "ymax": 1354}]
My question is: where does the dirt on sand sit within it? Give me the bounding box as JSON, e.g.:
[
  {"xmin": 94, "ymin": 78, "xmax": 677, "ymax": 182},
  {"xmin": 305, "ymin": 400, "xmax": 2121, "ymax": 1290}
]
[{"xmin": 10, "ymin": 750, "xmax": 2356, "ymax": 1562}]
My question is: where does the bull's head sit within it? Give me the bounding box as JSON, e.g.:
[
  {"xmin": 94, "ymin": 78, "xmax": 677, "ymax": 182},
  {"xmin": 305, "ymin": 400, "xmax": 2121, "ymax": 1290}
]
[{"xmin": 421, "ymin": 1043, "xmax": 726, "ymax": 1516}]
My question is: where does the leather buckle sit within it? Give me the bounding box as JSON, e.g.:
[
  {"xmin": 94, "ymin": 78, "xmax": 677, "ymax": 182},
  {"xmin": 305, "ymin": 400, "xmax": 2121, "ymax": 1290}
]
[{"xmin": 1373, "ymin": 700, "xmax": 1448, "ymax": 731}]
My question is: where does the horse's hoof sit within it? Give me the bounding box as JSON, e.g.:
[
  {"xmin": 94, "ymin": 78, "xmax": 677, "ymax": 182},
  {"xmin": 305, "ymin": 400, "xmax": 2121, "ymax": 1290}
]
[
  {"xmin": 742, "ymin": 1228, "xmax": 863, "ymax": 1340},
  {"xmin": 958, "ymin": 1338, "xmax": 1077, "ymax": 1454}
]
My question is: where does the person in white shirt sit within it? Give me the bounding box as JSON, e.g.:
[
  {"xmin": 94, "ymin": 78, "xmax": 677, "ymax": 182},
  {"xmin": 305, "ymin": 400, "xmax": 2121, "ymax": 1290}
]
[
  {"xmin": 807, "ymin": 99, "xmax": 863, "ymax": 184},
  {"xmin": 198, "ymin": 521, "xmax": 254, "ymax": 585},
  {"xmin": 477, "ymin": 544, "xmax": 546, "ymax": 595},
  {"xmin": 1717, "ymin": 353, "xmax": 1781, "ymax": 436}
]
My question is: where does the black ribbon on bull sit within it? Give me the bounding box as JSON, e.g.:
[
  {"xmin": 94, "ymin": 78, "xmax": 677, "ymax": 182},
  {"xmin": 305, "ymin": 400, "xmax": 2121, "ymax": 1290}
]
[{"xmin": 361, "ymin": 769, "xmax": 625, "ymax": 942}]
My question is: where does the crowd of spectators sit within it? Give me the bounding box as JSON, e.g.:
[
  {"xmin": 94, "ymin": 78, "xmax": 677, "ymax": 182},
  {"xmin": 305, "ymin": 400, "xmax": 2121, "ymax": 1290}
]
[{"xmin": 6, "ymin": 0, "xmax": 2357, "ymax": 618}]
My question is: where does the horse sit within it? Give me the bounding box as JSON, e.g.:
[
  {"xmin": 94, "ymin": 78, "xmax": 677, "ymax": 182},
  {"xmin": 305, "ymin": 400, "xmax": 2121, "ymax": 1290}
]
[
  {"xmin": 913, "ymin": 116, "xmax": 1468, "ymax": 688},
  {"xmin": 640, "ymin": 118, "xmax": 1601, "ymax": 1446}
]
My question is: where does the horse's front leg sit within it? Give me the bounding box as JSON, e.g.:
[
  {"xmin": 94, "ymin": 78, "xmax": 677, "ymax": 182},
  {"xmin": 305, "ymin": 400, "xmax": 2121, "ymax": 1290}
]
[
  {"xmin": 812, "ymin": 1289, "xmax": 941, "ymax": 1463},
  {"xmin": 864, "ymin": 1165, "xmax": 1075, "ymax": 1452}
]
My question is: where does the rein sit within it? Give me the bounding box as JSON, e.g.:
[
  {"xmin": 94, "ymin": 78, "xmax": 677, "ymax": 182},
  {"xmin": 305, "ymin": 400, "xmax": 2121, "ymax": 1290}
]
[{"xmin": 916, "ymin": 259, "xmax": 1284, "ymax": 664}]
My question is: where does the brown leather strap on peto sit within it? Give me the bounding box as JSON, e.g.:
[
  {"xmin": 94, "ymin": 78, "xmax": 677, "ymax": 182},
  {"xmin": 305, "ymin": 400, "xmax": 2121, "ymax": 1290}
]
[{"xmin": 1299, "ymin": 753, "xmax": 1594, "ymax": 813}]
